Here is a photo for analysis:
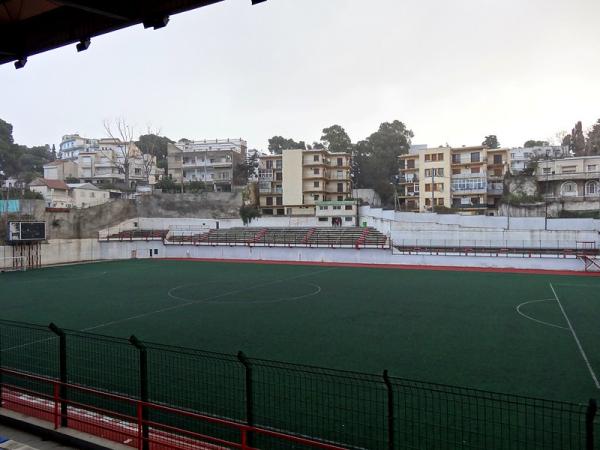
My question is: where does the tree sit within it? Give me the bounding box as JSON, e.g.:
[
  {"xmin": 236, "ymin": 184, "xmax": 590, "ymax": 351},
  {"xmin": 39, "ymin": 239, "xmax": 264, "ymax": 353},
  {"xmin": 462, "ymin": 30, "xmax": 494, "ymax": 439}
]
[
  {"xmin": 482, "ymin": 135, "xmax": 500, "ymax": 149},
  {"xmin": 524, "ymin": 140, "xmax": 549, "ymax": 148},
  {"xmin": 354, "ymin": 120, "xmax": 413, "ymax": 206},
  {"xmin": 51, "ymin": 144, "xmax": 57, "ymax": 160},
  {"xmin": 0, "ymin": 118, "xmax": 52, "ymax": 181},
  {"xmin": 570, "ymin": 121, "xmax": 586, "ymax": 156},
  {"xmin": 235, "ymin": 151, "xmax": 258, "ymax": 184},
  {"xmin": 103, "ymin": 118, "xmax": 137, "ymax": 188},
  {"xmin": 136, "ymin": 132, "xmax": 173, "ymax": 169},
  {"xmin": 586, "ymin": 119, "xmax": 600, "ymax": 156},
  {"xmin": 267, "ymin": 136, "xmax": 306, "ymax": 154},
  {"xmin": 320, "ymin": 125, "xmax": 352, "ymax": 153}
]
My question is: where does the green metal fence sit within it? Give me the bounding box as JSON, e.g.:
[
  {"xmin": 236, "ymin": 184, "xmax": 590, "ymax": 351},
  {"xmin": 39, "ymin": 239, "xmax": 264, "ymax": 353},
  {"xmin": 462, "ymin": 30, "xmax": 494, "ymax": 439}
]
[{"xmin": 0, "ymin": 319, "xmax": 597, "ymax": 449}]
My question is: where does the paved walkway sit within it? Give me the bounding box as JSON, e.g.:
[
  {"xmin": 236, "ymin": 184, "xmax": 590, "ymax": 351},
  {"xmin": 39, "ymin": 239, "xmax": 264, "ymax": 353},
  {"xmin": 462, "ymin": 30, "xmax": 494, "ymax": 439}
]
[{"xmin": 0, "ymin": 424, "xmax": 75, "ymax": 450}]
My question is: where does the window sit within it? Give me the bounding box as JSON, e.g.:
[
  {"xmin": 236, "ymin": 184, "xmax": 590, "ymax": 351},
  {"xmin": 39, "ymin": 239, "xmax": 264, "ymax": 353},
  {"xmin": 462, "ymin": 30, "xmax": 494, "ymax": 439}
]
[
  {"xmin": 266, "ymin": 197, "xmax": 273, "ymax": 206},
  {"xmin": 337, "ymin": 158, "xmax": 343, "ymax": 166},
  {"xmin": 275, "ymin": 160, "xmax": 282, "ymax": 169},
  {"xmin": 431, "ymin": 154, "xmax": 438, "ymax": 161},
  {"xmin": 493, "ymin": 168, "xmax": 502, "ymax": 176},
  {"xmin": 337, "ymin": 183, "xmax": 344, "ymax": 193},
  {"xmin": 345, "ymin": 217, "xmax": 353, "ymax": 222},
  {"xmin": 314, "ymin": 181, "xmax": 320, "ymax": 188},
  {"xmin": 511, "ymin": 153, "xmax": 516, "ymax": 159},
  {"xmin": 276, "ymin": 208, "xmax": 285, "ymax": 215},
  {"xmin": 345, "ymin": 205, "xmax": 353, "ymax": 210},
  {"xmin": 588, "ymin": 165, "xmax": 597, "ymax": 172},
  {"xmin": 452, "ymin": 154, "xmax": 461, "ymax": 164},
  {"xmin": 337, "ymin": 170, "xmax": 343, "ymax": 179},
  {"xmin": 313, "ymin": 168, "xmax": 320, "ymax": 175},
  {"xmin": 424, "ymin": 154, "xmax": 431, "ymax": 162},
  {"xmin": 437, "ymin": 198, "xmax": 444, "ymax": 206},
  {"xmin": 471, "ymin": 167, "xmax": 480, "ymax": 174},
  {"xmin": 320, "ymin": 205, "xmax": 328, "ymax": 210},
  {"xmin": 275, "ymin": 172, "xmax": 282, "ymax": 181},
  {"xmin": 318, "ymin": 217, "xmax": 328, "ymax": 222},
  {"xmin": 286, "ymin": 208, "xmax": 292, "ymax": 215},
  {"xmin": 543, "ymin": 168, "xmax": 551, "ymax": 174},
  {"xmin": 263, "ymin": 209, "xmax": 273, "ymax": 215},
  {"xmin": 313, "ymin": 155, "xmax": 319, "ymax": 162},
  {"xmin": 452, "ymin": 168, "xmax": 460, "ymax": 175},
  {"xmin": 470, "ymin": 152, "xmax": 480, "ymax": 163},
  {"xmin": 425, "ymin": 198, "xmax": 431, "ymax": 206},
  {"xmin": 560, "ymin": 182, "xmax": 577, "ymax": 196},
  {"xmin": 437, "ymin": 153, "xmax": 444, "ymax": 161},
  {"xmin": 337, "ymin": 195, "xmax": 344, "ymax": 201},
  {"xmin": 266, "ymin": 160, "xmax": 273, "ymax": 169},
  {"xmin": 425, "ymin": 169, "xmax": 431, "ymax": 177},
  {"xmin": 276, "ymin": 197, "xmax": 283, "ymax": 205},
  {"xmin": 561, "ymin": 166, "xmax": 576, "ymax": 174},
  {"xmin": 493, "ymin": 154, "xmax": 502, "ymax": 164},
  {"xmin": 471, "ymin": 197, "xmax": 480, "ymax": 205},
  {"xmin": 585, "ymin": 181, "xmax": 599, "ymax": 195},
  {"xmin": 313, "ymin": 194, "xmax": 319, "ymax": 200},
  {"xmin": 333, "ymin": 205, "xmax": 342, "ymax": 210},
  {"xmin": 407, "ymin": 159, "xmax": 415, "ymax": 169},
  {"xmin": 425, "ymin": 184, "xmax": 431, "ymax": 192}
]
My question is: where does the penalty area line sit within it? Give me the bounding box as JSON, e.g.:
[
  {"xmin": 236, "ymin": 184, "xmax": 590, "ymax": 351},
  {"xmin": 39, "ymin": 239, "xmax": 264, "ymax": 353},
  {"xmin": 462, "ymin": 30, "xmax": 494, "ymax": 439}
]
[{"xmin": 550, "ymin": 283, "xmax": 600, "ymax": 390}]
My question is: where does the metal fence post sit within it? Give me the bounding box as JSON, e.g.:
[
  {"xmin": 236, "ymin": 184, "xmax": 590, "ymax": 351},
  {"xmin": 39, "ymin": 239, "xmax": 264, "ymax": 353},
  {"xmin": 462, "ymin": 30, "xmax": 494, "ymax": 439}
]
[
  {"xmin": 237, "ymin": 351, "xmax": 254, "ymax": 447},
  {"xmin": 383, "ymin": 370, "xmax": 394, "ymax": 450},
  {"xmin": 130, "ymin": 335, "xmax": 149, "ymax": 450},
  {"xmin": 586, "ymin": 398, "xmax": 597, "ymax": 450},
  {"xmin": 0, "ymin": 328, "xmax": 3, "ymax": 408},
  {"xmin": 48, "ymin": 323, "xmax": 67, "ymax": 427}
]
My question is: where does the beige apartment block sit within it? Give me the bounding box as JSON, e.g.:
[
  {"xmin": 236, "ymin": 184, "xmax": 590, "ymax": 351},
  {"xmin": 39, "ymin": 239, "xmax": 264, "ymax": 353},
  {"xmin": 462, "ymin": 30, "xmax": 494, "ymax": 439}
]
[
  {"xmin": 167, "ymin": 138, "xmax": 246, "ymax": 192},
  {"xmin": 399, "ymin": 146, "xmax": 510, "ymax": 214},
  {"xmin": 258, "ymin": 148, "xmax": 352, "ymax": 219}
]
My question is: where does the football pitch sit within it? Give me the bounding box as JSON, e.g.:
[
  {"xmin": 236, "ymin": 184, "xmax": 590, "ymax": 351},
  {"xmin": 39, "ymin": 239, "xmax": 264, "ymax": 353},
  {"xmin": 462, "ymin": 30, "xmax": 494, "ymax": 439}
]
[{"xmin": 1, "ymin": 258, "xmax": 599, "ymax": 403}]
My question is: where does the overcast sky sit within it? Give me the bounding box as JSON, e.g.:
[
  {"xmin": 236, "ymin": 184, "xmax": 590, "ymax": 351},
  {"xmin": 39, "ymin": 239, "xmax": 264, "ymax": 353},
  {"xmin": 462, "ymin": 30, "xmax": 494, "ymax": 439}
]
[{"xmin": 1, "ymin": 0, "xmax": 599, "ymax": 151}]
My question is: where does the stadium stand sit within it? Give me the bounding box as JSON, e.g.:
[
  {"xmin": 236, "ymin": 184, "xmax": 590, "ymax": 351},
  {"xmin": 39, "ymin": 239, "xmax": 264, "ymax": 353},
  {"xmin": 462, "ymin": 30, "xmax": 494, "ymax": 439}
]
[
  {"xmin": 104, "ymin": 230, "xmax": 168, "ymax": 241},
  {"xmin": 164, "ymin": 227, "xmax": 389, "ymax": 248}
]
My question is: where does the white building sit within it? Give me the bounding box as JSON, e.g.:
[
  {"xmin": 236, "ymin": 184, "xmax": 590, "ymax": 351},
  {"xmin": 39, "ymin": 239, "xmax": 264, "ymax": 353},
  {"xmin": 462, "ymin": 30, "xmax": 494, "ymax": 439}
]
[
  {"xmin": 509, "ymin": 146, "xmax": 569, "ymax": 173},
  {"xmin": 29, "ymin": 178, "xmax": 72, "ymax": 208},
  {"xmin": 67, "ymin": 183, "xmax": 111, "ymax": 208},
  {"xmin": 58, "ymin": 134, "xmax": 99, "ymax": 160},
  {"xmin": 44, "ymin": 160, "xmax": 79, "ymax": 180}
]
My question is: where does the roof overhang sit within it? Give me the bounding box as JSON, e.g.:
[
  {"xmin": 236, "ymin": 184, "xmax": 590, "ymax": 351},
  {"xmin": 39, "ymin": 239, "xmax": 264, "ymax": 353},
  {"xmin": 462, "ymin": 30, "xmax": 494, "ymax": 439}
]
[{"xmin": 0, "ymin": 0, "xmax": 266, "ymax": 67}]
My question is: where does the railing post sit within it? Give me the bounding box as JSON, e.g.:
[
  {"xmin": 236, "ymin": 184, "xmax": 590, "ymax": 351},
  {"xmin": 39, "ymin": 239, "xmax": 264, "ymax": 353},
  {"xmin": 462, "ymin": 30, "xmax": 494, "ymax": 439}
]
[
  {"xmin": 383, "ymin": 370, "xmax": 395, "ymax": 450},
  {"xmin": 130, "ymin": 335, "xmax": 149, "ymax": 450},
  {"xmin": 237, "ymin": 351, "xmax": 254, "ymax": 448},
  {"xmin": 586, "ymin": 398, "xmax": 597, "ymax": 450},
  {"xmin": 48, "ymin": 323, "xmax": 67, "ymax": 427}
]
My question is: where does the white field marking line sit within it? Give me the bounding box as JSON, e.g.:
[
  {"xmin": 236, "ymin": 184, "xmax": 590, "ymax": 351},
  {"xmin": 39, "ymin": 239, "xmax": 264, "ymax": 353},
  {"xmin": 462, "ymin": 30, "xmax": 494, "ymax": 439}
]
[
  {"xmin": 550, "ymin": 282, "xmax": 600, "ymax": 390},
  {"xmin": 515, "ymin": 299, "xmax": 569, "ymax": 330},
  {"xmin": 82, "ymin": 267, "xmax": 337, "ymax": 332},
  {"xmin": 0, "ymin": 335, "xmax": 58, "ymax": 353},
  {"xmin": 167, "ymin": 281, "xmax": 322, "ymax": 304}
]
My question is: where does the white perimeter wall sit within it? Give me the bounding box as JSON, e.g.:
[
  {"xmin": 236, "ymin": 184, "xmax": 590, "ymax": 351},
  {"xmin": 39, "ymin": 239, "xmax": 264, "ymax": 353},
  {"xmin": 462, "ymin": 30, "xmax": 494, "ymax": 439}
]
[
  {"xmin": 1, "ymin": 239, "xmax": 589, "ymax": 272},
  {"xmin": 360, "ymin": 206, "xmax": 600, "ymax": 248}
]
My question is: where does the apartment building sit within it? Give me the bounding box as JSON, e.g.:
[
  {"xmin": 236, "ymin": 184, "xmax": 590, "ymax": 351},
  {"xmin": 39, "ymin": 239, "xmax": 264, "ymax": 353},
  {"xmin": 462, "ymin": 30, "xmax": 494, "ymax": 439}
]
[
  {"xmin": 167, "ymin": 139, "xmax": 246, "ymax": 192},
  {"xmin": 43, "ymin": 159, "xmax": 79, "ymax": 180},
  {"xmin": 509, "ymin": 146, "xmax": 568, "ymax": 173},
  {"xmin": 257, "ymin": 148, "xmax": 354, "ymax": 221},
  {"xmin": 58, "ymin": 134, "xmax": 99, "ymax": 160},
  {"xmin": 536, "ymin": 156, "xmax": 600, "ymax": 200},
  {"xmin": 78, "ymin": 139, "xmax": 157, "ymax": 188},
  {"xmin": 398, "ymin": 146, "xmax": 510, "ymax": 214}
]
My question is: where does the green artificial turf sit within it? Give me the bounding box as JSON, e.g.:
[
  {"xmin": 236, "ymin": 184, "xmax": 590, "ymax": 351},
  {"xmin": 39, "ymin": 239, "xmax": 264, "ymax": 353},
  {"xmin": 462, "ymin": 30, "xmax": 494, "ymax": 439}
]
[{"xmin": 1, "ymin": 259, "xmax": 598, "ymax": 402}]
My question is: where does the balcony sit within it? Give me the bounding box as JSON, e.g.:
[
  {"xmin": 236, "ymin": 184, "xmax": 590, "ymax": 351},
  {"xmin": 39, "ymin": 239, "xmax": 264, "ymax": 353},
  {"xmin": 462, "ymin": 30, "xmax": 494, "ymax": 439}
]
[
  {"xmin": 452, "ymin": 187, "xmax": 486, "ymax": 194},
  {"xmin": 536, "ymin": 171, "xmax": 600, "ymax": 182},
  {"xmin": 451, "ymin": 203, "xmax": 488, "ymax": 210},
  {"xmin": 398, "ymin": 174, "xmax": 419, "ymax": 183},
  {"xmin": 260, "ymin": 187, "xmax": 283, "ymax": 194},
  {"xmin": 487, "ymin": 186, "xmax": 504, "ymax": 195},
  {"xmin": 451, "ymin": 172, "xmax": 486, "ymax": 179},
  {"xmin": 452, "ymin": 157, "xmax": 481, "ymax": 165}
]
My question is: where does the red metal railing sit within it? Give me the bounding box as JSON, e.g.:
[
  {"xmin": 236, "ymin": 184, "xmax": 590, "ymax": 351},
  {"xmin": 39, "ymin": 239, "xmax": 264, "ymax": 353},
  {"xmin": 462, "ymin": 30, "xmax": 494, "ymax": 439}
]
[{"xmin": 0, "ymin": 368, "xmax": 347, "ymax": 450}]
